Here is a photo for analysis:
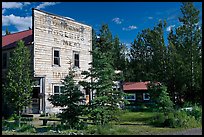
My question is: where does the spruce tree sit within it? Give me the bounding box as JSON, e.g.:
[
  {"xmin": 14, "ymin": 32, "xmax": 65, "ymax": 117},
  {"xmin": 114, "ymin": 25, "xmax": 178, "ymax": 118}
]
[
  {"xmin": 80, "ymin": 27, "xmax": 125, "ymax": 125},
  {"xmin": 48, "ymin": 69, "xmax": 84, "ymax": 128},
  {"xmin": 5, "ymin": 27, "xmax": 11, "ymax": 35},
  {"xmin": 167, "ymin": 2, "xmax": 202, "ymax": 104}
]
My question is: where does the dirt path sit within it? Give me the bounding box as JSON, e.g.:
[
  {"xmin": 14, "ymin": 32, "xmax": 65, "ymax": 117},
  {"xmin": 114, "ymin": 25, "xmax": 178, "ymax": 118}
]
[{"xmin": 160, "ymin": 128, "xmax": 202, "ymax": 135}]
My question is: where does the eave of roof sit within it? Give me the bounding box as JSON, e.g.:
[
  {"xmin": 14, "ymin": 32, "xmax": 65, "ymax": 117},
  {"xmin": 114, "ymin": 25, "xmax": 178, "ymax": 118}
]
[
  {"xmin": 123, "ymin": 81, "xmax": 150, "ymax": 91},
  {"xmin": 2, "ymin": 29, "xmax": 33, "ymax": 50}
]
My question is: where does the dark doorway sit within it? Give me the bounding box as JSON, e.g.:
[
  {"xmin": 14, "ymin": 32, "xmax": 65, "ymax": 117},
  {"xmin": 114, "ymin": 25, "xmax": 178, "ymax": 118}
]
[{"xmin": 32, "ymin": 87, "xmax": 40, "ymax": 114}]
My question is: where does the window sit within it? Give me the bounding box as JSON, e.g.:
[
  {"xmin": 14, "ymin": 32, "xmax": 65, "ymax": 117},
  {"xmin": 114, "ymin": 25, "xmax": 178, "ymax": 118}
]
[
  {"xmin": 53, "ymin": 48, "xmax": 60, "ymax": 66},
  {"xmin": 53, "ymin": 85, "xmax": 63, "ymax": 95},
  {"xmin": 143, "ymin": 93, "xmax": 150, "ymax": 100},
  {"xmin": 73, "ymin": 51, "xmax": 79, "ymax": 68},
  {"xmin": 2, "ymin": 52, "xmax": 7, "ymax": 69},
  {"xmin": 124, "ymin": 93, "xmax": 136, "ymax": 101}
]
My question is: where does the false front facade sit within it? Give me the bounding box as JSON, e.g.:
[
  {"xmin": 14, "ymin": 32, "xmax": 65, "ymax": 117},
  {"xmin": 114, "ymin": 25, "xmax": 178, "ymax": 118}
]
[{"xmin": 2, "ymin": 9, "xmax": 92, "ymax": 114}]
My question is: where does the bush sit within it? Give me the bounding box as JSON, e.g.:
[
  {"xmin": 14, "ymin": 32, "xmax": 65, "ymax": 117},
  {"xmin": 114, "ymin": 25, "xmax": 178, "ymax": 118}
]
[
  {"xmin": 2, "ymin": 120, "xmax": 19, "ymax": 131},
  {"xmin": 186, "ymin": 105, "xmax": 202, "ymax": 122},
  {"xmin": 151, "ymin": 113, "xmax": 166, "ymax": 127},
  {"xmin": 151, "ymin": 110, "xmax": 201, "ymax": 128},
  {"xmin": 16, "ymin": 124, "xmax": 36, "ymax": 133}
]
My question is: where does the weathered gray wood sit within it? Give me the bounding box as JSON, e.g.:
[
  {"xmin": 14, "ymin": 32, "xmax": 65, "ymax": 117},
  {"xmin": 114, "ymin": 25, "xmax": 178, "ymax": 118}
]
[{"xmin": 33, "ymin": 9, "xmax": 92, "ymax": 113}]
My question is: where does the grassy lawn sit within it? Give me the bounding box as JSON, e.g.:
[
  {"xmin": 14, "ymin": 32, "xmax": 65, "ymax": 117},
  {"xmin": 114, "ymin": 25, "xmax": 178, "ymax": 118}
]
[
  {"xmin": 2, "ymin": 111, "xmax": 200, "ymax": 135},
  {"xmin": 118, "ymin": 111, "xmax": 158, "ymax": 124}
]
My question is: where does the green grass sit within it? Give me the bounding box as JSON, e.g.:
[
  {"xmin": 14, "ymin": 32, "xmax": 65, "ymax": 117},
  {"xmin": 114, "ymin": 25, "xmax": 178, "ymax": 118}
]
[
  {"xmin": 84, "ymin": 124, "xmax": 185, "ymax": 135},
  {"xmin": 2, "ymin": 111, "xmax": 201, "ymax": 135},
  {"xmin": 118, "ymin": 111, "xmax": 158, "ymax": 125}
]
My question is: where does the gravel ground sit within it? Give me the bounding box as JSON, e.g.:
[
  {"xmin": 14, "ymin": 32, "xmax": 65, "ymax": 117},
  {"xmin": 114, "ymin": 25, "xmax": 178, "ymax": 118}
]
[{"xmin": 159, "ymin": 128, "xmax": 202, "ymax": 135}]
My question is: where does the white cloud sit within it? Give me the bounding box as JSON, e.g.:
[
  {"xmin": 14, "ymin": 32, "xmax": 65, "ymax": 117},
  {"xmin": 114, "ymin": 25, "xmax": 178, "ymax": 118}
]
[
  {"xmin": 36, "ymin": 2, "xmax": 59, "ymax": 9},
  {"xmin": 2, "ymin": 30, "xmax": 6, "ymax": 36},
  {"xmin": 65, "ymin": 16, "xmax": 75, "ymax": 21},
  {"xmin": 112, "ymin": 17, "xmax": 123, "ymax": 24},
  {"xmin": 122, "ymin": 25, "xmax": 137, "ymax": 31},
  {"xmin": 148, "ymin": 17, "xmax": 153, "ymax": 20},
  {"xmin": 2, "ymin": 14, "xmax": 32, "ymax": 31},
  {"xmin": 166, "ymin": 25, "xmax": 175, "ymax": 32},
  {"xmin": 2, "ymin": 2, "xmax": 23, "ymax": 9},
  {"xmin": 23, "ymin": 2, "xmax": 31, "ymax": 6},
  {"xmin": 2, "ymin": 9, "xmax": 6, "ymax": 14}
]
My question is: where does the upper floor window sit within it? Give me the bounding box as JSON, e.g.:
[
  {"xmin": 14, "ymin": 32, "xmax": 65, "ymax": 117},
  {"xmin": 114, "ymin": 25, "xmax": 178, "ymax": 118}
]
[
  {"xmin": 73, "ymin": 51, "xmax": 79, "ymax": 68},
  {"xmin": 53, "ymin": 48, "xmax": 60, "ymax": 66},
  {"xmin": 2, "ymin": 52, "xmax": 7, "ymax": 69}
]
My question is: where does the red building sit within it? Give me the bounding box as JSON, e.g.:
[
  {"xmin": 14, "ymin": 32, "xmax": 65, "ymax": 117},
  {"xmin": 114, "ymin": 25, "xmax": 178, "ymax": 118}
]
[{"xmin": 123, "ymin": 81, "xmax": 150, "ymax": 102}]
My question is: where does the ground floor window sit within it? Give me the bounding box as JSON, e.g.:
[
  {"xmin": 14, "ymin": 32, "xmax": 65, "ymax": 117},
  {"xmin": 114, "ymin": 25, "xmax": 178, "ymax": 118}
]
[
  {"xmin": 53, "ymin": 85, "xmax": 63, "ymax": 95},
  {"xmin": 124, "ymin": 93, "xmax": 136, "ymax": 100},
  {"xmin": 143, "ymin": 93, "xmax": 150, "ymax": 100}
]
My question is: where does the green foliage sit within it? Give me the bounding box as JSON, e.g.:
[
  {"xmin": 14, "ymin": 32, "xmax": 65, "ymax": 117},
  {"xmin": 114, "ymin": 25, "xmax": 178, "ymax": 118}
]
[
  {"xmin": 2, "ymin": 120, "xmax": 18, "ymax": 131},
  {"xmin": 118, "ymin": 111, "xmax": 158, "ymax": 125},
  {"xmin": 86, "ymin": 124, "xmax": 116, "ymax": 135},
  {"xmin": 48, "ymin": 69, "xmax": 84, "ymax": 129},
  {"xmin": 167, "ymin": 2, "xmax": 202, "ymax": 105},
  {"xmin": 148, "ymin": 83, "xmax": 174, "ymax": 114},
  {"xmin": 128, "ymin": 21, "xmax": 167, "ymax": 82},
  {"xmin": 123, "ymin": 2, "xmax": 202, "ymax": 106},
  {"xmin": 181, "ymin": 103, "xmax": 202, "ymax": 122},
  {"xmin": 5, "ymin": 27, "xmax": 11, "ymax": 35},
  {"xmin": 80, "ymin": 25, "xmax": 125, "ymax": 126},
  {"xmin": 151, "ymin": 110, "xmax": 201, "ymax": 128},
  {"xmin": 16, "ymin": 124, "xmax": 36, "ymax": 133},
  {"xmin": 3, "ymin": 40, "xmax": 33, "ymax": 117}
]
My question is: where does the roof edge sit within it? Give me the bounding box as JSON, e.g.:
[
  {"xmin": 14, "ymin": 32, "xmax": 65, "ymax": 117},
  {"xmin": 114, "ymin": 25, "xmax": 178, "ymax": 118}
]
[
  {"xmin": 32, "ymin": 8, "xmax": 92, "ymax": 28},
  {"xmin": 2, "ymin": 29, "xmax": 32, "ymax": 38}
]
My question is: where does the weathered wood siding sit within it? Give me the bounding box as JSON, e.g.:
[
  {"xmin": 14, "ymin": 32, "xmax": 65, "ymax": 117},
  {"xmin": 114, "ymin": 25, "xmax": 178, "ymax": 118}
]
[{"xmin": 33, "ymin": 9, "xmax": 92, "ymax": 113}]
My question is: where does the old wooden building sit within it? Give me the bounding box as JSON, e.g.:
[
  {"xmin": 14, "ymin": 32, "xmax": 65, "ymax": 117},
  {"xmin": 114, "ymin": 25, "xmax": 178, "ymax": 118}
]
[{"xmin": 2, "ymin": 9, "xmax": 92, "ymax": 114}]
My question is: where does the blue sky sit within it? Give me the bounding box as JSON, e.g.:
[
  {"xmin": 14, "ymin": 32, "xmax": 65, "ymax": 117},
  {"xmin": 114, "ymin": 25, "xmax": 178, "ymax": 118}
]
[{"xmin": 2, "ymin": 2, "xmax": 202, "ymax": 47}]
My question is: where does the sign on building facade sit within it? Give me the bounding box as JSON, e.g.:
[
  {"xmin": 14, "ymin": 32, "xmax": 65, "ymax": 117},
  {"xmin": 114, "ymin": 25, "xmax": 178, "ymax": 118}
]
[{"xmin": 32, "ymin": 9, "xmax": 92, "ymax": 114}]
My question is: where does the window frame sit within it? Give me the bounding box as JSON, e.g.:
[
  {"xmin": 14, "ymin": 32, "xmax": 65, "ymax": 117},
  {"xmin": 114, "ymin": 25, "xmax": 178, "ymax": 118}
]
[
  {"xmin": 73, "ymin": 51, "xmax": 80, "ymax": 68},
  {"xmin": 53, "ymin": 48, "xmax": 61, "ymax": 66},
  {"xmin": 53, "ymin": 84, "xmax": 63, "ymax": 95},
  {"xmin": 143, "ymin": 93, "xmax": 150, "ymax": 101},
  {"xmin": 124, "ymin": 93, "xmax": 136, "ymax": 101}
]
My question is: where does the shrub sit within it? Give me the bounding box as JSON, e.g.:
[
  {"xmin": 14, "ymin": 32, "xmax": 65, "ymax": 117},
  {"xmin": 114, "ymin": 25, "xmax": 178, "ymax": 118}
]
[
  {"xmin": 2, "ymin": 120, "xmax": 19, "ymax": 131},
  {"xmin": 163, "ymin": 112, "xmax": 175, "ymax": 127},
  {"xmin": 151, "ymin": 110, "xmax": 201, "ymax": 128},
  {"xmin": 16, "ymin": 124, "xmax": 36, "ymax": 133},
  {"xmin": 188, "ymin": 105, "xmax": 202, "ymax": 121},
  {"xmin": 151, "ymin": 113, "xmax": 166, "ymax": 127},
  {"xmin": 148, "ymin": 83, "xmax": 174, "ymax": 113}
]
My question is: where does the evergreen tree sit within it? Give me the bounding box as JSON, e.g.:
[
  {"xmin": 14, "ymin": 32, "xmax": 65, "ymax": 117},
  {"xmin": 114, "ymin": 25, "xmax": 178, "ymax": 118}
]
[
  {"xmin": 148, "ymin": 82, "xmax": 174, "ymax": 114},
  {"xmin": 129, "ymin": 21, "xmax": 167, "ymax": 82},
  {"xmin": 5, "ymin": 27, "xmax": 11, "ymax": 35},
  {"xmin": 3, "ymin": 40, "xmax": 33, "ymax": 124},
  {"xmin": 80, "ymin": 27, "xmax": 125, "ymax": 125},
  {"xmin": 48, "ymin": 69, "xmax": 84, "ymax": 128},
  {"xmin": 167, "ymin": 2, "xmax": 202, "ymax": 104}
]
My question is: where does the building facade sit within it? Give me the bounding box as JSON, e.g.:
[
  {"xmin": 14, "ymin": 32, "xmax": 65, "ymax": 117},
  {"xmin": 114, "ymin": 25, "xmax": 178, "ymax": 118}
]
[
  {"xmin": 2, "ymin": 9, "xmax": 92, "ymax": 114},
  {"xmin": 123, "ymin": 82, "xmax": 151, "ymax": 108}
]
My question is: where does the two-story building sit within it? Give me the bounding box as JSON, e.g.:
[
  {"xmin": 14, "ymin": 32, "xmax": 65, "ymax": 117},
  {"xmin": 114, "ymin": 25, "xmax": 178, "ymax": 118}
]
[{"xmin": 2, "ymin": 9, "xmax": 92, "ymax": 114}]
